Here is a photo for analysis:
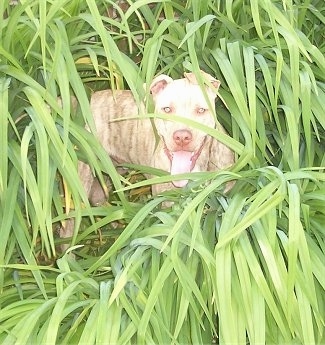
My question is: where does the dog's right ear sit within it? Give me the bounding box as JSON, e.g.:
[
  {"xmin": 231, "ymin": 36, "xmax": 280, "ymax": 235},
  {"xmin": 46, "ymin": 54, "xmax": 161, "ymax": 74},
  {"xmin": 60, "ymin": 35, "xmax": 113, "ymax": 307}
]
[{"xmin": 149, "ymin": 75, "xmax": 173, "ymax": 97}]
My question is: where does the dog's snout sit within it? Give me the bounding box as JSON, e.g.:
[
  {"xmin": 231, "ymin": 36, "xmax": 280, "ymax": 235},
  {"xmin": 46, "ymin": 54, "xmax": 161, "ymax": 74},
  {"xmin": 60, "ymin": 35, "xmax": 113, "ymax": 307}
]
[{"xmin": 173, "ymin": 129, "xmax": 192, "ymax": 147}]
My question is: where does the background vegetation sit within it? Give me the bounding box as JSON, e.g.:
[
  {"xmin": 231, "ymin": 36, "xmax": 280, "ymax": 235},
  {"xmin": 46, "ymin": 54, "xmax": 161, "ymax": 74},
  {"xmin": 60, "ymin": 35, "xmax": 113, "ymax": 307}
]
[{"xmin": 0, "ymin": 0, "xmax": 324, "ymax": 344}]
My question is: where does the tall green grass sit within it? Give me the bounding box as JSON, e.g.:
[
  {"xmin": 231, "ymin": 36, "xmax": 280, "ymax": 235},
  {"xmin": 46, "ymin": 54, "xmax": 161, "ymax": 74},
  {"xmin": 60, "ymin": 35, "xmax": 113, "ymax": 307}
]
[{"xmin": 0, "ymin": 0, "xmax": 324, "ymax": 344}]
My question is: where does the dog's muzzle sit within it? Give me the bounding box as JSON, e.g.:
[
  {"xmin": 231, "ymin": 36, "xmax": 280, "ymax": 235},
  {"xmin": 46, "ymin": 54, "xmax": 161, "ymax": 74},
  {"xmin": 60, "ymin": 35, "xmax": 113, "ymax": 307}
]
[{"xmin": 163, "ymin": 136, "xmax": 207, "ymax": 187}]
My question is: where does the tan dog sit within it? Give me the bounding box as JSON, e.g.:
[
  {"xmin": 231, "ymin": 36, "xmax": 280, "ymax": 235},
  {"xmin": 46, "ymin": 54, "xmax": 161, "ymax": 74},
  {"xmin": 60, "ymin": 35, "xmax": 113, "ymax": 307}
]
[
  {"xmin": 60, "ymin": 71, "xmax": 234, "ymax": 242},
  {"xmin": 80, "ymin": 71, "xmax": 234, "ymax": 198}
]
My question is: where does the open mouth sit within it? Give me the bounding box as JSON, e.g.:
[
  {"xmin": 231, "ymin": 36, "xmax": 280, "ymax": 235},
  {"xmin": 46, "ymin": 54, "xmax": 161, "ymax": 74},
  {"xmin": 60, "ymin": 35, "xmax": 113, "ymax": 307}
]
[{"xmin": 163, "ymin": 137, "xmax": 207, "ymax": 187}]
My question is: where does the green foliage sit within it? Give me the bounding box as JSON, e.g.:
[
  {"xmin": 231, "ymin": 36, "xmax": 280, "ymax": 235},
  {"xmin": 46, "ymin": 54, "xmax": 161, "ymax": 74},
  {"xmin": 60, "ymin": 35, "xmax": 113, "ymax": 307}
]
[{"xmin": 0, "ymin": 0, "xmax": 324, "ymax": 344}]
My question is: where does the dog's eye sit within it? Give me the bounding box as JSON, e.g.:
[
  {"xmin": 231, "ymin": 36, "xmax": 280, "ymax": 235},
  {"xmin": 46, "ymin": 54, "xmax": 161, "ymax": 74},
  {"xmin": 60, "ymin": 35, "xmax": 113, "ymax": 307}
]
[
  {"xmin": 197, "ymin": 108, "xmax": 207, "ymax": 114},
  {"xmin": 162, "ymin": 107, "xmax": 172, "ymax": 113}
]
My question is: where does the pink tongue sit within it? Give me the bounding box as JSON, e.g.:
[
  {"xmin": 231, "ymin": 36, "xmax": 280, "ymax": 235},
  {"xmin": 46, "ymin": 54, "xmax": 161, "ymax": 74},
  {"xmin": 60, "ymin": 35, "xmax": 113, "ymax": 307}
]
[{"xmin": 170, "ymin": 151, "xmax": 193, "ymax": 187}]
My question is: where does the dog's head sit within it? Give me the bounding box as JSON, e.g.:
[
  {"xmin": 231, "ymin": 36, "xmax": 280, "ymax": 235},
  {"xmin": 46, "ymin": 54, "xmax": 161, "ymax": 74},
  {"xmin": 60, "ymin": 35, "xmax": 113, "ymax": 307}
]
[{"xmin": 150, "ymin": 71, "xmax": 220, "ymax": 187}]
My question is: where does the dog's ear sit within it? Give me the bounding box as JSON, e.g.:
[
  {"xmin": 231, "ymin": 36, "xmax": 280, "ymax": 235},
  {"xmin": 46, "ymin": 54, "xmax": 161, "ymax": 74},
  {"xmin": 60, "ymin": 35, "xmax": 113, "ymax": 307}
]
[
  {"xmin": 184, "ymin": 71, "xmax": 221, "ymax": 91},
  {"xmin": 149, "ymin": 75, "xmax": 173, "ymax": 96}
]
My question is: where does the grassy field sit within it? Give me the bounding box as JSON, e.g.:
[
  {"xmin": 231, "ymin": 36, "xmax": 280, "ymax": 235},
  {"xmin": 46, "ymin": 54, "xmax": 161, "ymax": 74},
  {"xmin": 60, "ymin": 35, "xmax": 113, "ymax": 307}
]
[{"xmin": 0, "ymin": 0, "xmax": 325, "ymax": 344}]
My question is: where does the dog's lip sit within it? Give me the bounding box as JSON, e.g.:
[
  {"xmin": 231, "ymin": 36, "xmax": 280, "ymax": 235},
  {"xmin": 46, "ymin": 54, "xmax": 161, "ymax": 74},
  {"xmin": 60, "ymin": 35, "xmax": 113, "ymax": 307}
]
[{"xmin": 162, "ymin": 136, "xmax": 207, "ymax": 187}]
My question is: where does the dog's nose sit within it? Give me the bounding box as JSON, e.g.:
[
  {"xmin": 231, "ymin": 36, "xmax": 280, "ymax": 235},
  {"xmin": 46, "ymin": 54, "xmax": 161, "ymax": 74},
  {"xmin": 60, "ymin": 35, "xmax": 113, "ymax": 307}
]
[{"xmin": 173, "ymin": 129, "xmax": 192, "ymax": 147}]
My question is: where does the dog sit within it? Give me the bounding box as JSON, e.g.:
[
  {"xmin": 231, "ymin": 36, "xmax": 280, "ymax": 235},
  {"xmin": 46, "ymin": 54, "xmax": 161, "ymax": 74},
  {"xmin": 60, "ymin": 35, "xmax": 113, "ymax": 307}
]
[{"xmin": 60, "ymin": 71, "xmax": 234, "ymax": 243}]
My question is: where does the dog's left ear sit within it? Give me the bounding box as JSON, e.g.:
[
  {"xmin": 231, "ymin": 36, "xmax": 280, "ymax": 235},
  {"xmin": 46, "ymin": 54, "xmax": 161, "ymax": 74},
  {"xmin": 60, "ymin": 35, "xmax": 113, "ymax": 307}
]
[
  {"xmin": 149, "ymin": 74, "xmax": 173, "ymax": 97},
  {"xmin": 184, "ymin": 71, "xmax": 221, "ymax": 91}
]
